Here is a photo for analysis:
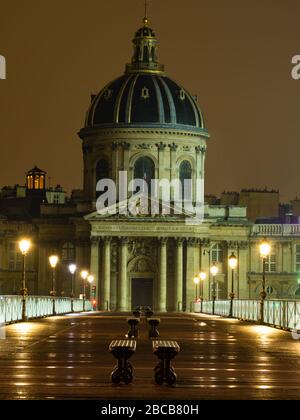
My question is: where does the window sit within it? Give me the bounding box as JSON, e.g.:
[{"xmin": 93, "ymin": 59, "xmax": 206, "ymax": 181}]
[
  {"xmin": 39, "ymin": 175, "xmax": 45, "ymax": 189},
  {"xmin": 295, "ymin": 245, "xmax": 300, "ymax": 272},
  {"xmin": 211, "ymin": 244, "xmax": 223, "ymax": 263},
  {"xmin": 8, "ymin": 243, "xmax": 22, "ymax": 271},
  {"xmin": 143, "ymin": 45, "xmax": 149, "ymax": 62},
  {"xmin": 62, "ymin": 242, "xmax": 75, "ymax": 262},
  {"xmin": 295, "ymin": 287, "xmax": 300, "ymax": 297},
  {"xmin": 27, "ymin": 175, "xmax": 33, "ymax": 189},
  {"xmin": 96, "ymin": 159, "xmax": 109, "ymax": 198},
  {"xmin": 151, "ymin": 47, "xmax": 156, "ymax": 62},
  {"xmin": 134, "ymin": 156, "xmax": 155, "ymax": 194},
  {"xmin": 265, "ymin": 254, "xmax": 276, "ymax": 273},
  {"xmin": 179, "ymin": 160, "xmax": 192, "ymax": 201}
]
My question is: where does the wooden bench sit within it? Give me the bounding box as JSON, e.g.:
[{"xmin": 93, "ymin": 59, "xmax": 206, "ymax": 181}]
[
  {"xmin": 147, "ymin": 317, "xmax": 160, "ymax": 338},
  {"xmin": 132, "ymin": 308, "xmax": 142, "ymax": 318},
  {"xmin": 126, "ymin": 317, "xmax": 140, "ymax": 338},
  {"xmin": 144, "ymin": 306, "xmax": 154, "ymax": 318},
  {"xmin": 109, "ymin": 339, "xmax": 136, "ymax": 384},
  {"xmin": 152, "ymin": 340, "xmax": 180, "ymax": 385}
]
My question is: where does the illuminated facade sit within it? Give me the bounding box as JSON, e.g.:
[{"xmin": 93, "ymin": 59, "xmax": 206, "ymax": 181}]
[
  {"xmin": 0, "ymin": 18, "xmax": 300, "ymax": 306},
  {"xmin": 79, "ymin": 17, "xmax": 250, "ymax": 311}
]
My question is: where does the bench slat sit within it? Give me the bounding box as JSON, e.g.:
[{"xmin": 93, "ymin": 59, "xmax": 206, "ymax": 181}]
[
  {"xmin": 109, "ymin": 339, "xmax": 136, "ymax": 352},
  {"xmin": 152, "ymin": 340, "xmax": 180, "ymax": 352}
]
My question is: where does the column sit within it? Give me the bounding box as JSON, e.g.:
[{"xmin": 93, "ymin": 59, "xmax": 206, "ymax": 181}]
[
  {"xmin": 102, "ymin": 237, "xmax": 111, "ymax": 311},
  {"xmin": 118, "ymin": 238, "xmax": 128, "ymax": 312},
  {"xmin": 174, "ymin": 238, "xmax": 183, "ymax": 312},
  {"xmin": 90, "ymin": 236, "xmax": 100, "ymax": 306},
  {"xmin": 169, "ymin": 143, "xmax": 177, "ymax": 202},
  {"xmin": 186, "ymin": 238, "xmax": 199, "ymax": 311},
  {"xmin": 238, "ymin": 242, "xmax": 250, "ymax": 299},
  {"xmin": 158, "ymin": 238, "xmax": 167, "ymax": 312}
]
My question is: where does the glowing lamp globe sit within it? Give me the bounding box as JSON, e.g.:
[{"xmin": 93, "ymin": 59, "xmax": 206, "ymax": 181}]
[
  {"xmin": 193, "ymin": 276, "xmax": 200, "ymax": 285},
  {"xmin": 81, "ymin": 270, "xmax": 89, "ymax": 280},
  {"xmin": 210, "ymin": 264, "xmax": 219, "ymax": 277},
  {"xmin": 88, "ymin": 275, "xmax": 94, "ymax": 284},
  {"xmin": 69, "ymin": 264, "xmax": 77, "ymax": 275},
  {"xmin": 259, "ymin": 239, "xmax": 271, "ymax": 258},
  {"xmin": 199, "ymin": 272, "xmax": 207, "ymax": 281},
  {"xmin": 19, "ymin": 239, "xmax": 31, "ymax": 256},
  {"xmin": 49, "ymin": 255, "xmax": 59, "ymax": 268},
  {"xmin": 228, "ymin": 253, "xmax": 238, "ymax": 270}
]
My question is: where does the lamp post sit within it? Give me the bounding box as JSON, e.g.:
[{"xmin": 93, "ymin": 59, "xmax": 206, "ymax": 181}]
[
  {"xmin": 68, "ymin": 264, "xmax": 77, "ymax": 312},
  {"xmin": 259, "ymin": 238, "xmax": 271, "ymax": 324},
  {"xmin": 228, "ymin": 252, "xmax": 238, "ymax": 318},
  {"xmin": 81, "ymin": 270, "xmax": 89, "ymax": 311},
  {"xmin": 203, "ymin": 250, "xmax": 211, "ymax": 299},
  {"xmin": 87, "ymin": 275, "xmax": 94, "ymax": 303},
  {"xmin": 210, "ymin": 264, "xmax": 219, "ymax": 315},
  {"xmin": 193, "ymin": 276, "xmax": 200, "ymax": 303},
  {"xmin": 199, "ymin": 271, "xmax": 206, "ymax": 313},
  {"xmin": 19, "ymin": 239, "xmax": 31, "ymax": 322},
  {"xmin": 49, "ymin": 255, "xmax": 59, "ymax": 315}
]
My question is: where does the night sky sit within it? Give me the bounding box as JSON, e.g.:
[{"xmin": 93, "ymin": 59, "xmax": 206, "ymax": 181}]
[{"xmin": 0, "ymin": 0, "xmax": 300, "ymax": 201}]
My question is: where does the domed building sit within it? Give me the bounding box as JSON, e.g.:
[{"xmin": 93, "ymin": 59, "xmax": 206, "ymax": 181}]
[
  {"xmin": 1, "ymin": 16, "xmax": 299, "ymax": 308},
  {"xmin": 79, "ymin": 17, "xmax": 209, "ymax": 205},
  {"xmin": 81, "ymin": 17, "xmax": 250, "ymax": 312}
]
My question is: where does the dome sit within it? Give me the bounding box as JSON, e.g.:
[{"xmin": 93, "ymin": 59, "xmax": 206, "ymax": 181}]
[
  {"xmin": 82, "ymin": 17, "xmax": 209, "ymax": 136},
  {"xmin": 85, "ymin": 73, "xmax": 205, "ymax": 131}
]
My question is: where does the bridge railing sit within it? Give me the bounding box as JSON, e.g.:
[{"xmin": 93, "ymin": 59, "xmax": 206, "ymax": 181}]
[
  {"xmin": 0, "ymin": 296, "xmax": 92, "ymax": 324},
  {"xmin": 196, "ymin": 299, "xmax": 300, "ymax": 330}
]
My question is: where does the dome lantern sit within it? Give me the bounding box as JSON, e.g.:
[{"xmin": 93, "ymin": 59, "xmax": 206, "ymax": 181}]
[
  {"xmin": 125, "ymin": 16, "xmax": 164, "ymax": 74},
  {"xmin": 26, "ymin": 166, "xmax": 46, "ymax": 191}
]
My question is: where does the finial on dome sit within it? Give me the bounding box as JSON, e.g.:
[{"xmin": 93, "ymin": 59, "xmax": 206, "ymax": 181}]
[
  {"xmin": 143, "ymin": 0, "xmax": 149, "ymax": 26},
  {"xmin": 125, "ymin": 1, "xmax": 165, "ymax": 74}
]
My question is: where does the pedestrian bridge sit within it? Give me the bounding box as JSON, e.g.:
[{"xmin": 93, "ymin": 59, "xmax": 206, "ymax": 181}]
[
  {"xmin": 0, "ymin": 296, "xmax": 92, "ymax": 324},
  {"xmin": 0, "ymin": 310, "xmax": 299, "ymax": 400}
]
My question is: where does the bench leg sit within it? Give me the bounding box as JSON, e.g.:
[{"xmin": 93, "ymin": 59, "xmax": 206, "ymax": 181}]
[
  {"xmin": 154, "ymin": 356, "xmax": 177, "ymax": 385},
  {"xmin": 149, "ymin": 325, "xmax": 159, "ymax": 338},
  {"xmin": 127, "ymin": 325, "xmax": 138, "ymax": 338},
  {"xmin": 111, "ymin": 357, "xmax": 134, "ymax": 384}
]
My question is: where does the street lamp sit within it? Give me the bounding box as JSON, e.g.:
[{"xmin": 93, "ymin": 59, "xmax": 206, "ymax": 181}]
[
  {"xmin": 228, "ymin": 252, "xmax": 238, "ymax": 318},
  {"xmin": 210, "ymin": 264, "xmax": 219, "ymax": 315},
  {"xmin": 259, "ymin": 238, "xmax": 271, "ymax": 324},
  {"xmin": 88, "ymin": 275, "xmax": 94, "ymax": 302},
  {"xmin": 19, "ymin": 239, "xmax": 31, "ymax": 322},
  {"xmin": 49, "ymin": 255, "xmax": 59, "ymax": 315},
  {"xmin": 81, "ymin": 270, "xmax": 89, "ymax": 311},
  {"xmin": 199, "ymin": 271, "xmax": 206, "ymax": 313},
  {"xmin": 193, "ymin": 276, "xmax": 200, "ymax": 303},
  {"xmin": 68, "ymin": 264, "xmax": 77, "ymax": 312},
  {"xmin": 88, "ymin": 274, "xmax": 94, "ymax": 284}
]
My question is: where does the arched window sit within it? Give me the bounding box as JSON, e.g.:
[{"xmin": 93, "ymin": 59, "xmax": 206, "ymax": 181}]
[
  {"xmin": 151, "ymin": 47, "xmax": 155, "ymax": 62},
  {"xmin": 96, "ymin": 159, "xmax": 109, "ymax": 198},
  {"xmin": 179, "ymin": 160, "xmax": 192, "ymax": 201},
  {"xmin": 62, "ymin": 242, "xmax": 75, "ymax": 262},
  {"xmin": 135, "ymin": 46, "xmax": 141, "ymax": 62},
  {"xmin": 295, "ymin": 287, "xmax": 300, "ymax": 297},
  {"xmin": 134, "ymin": 156, "xmax": 155, "ymax": 194},
  {"xmin": 143, "ymin": 46, "xmax": 149, "ymax": 62}
]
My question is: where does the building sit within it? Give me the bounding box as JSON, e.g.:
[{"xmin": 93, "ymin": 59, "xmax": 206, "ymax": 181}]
[
  {"xmin": 0, "ymin": 16, "xmax": 300, "ymax": 307},
  {"xmin": 80, "ymin": 16, "xmax": 251, "ymax": 311}
]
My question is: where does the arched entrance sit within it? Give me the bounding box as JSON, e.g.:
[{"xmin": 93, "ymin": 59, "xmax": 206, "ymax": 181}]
[{"xmin": 128, "ymin": 256, "xmax": 156, "ymax": 309}]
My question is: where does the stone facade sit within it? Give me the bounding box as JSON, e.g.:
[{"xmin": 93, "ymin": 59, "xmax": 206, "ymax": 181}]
[{"xmin": 1, "ymin": 18, "xmax": 300, "ymax": 308}]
